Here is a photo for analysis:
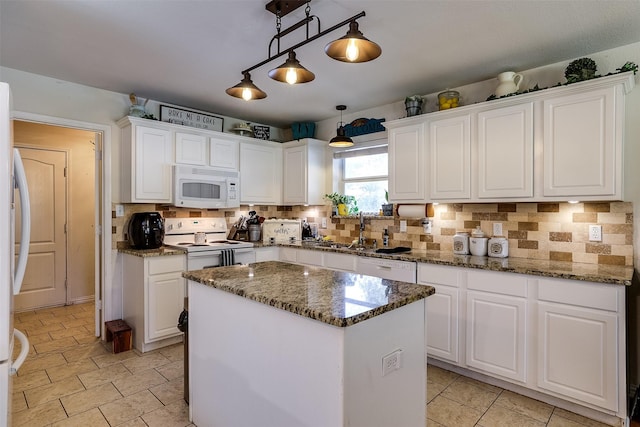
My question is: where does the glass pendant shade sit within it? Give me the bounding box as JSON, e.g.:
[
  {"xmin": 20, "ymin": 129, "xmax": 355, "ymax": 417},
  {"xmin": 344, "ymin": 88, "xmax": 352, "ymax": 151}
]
[
  {"xmin": 226, "ymin": 72, "xmax": 267, "ymax": 100},
  {"xmin": 325, "ymin": 21, "xmax": 381, "ymax": 63},
  {"xmin": 268, "ymin": 51, "xmax": 315, "ymax": 84}
]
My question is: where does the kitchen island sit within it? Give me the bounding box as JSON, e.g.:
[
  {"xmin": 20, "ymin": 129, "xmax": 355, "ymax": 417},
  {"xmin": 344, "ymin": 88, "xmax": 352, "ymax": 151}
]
[{"xmin": 185, "ymin": 261, "xmax": 435, "ymax": 427}]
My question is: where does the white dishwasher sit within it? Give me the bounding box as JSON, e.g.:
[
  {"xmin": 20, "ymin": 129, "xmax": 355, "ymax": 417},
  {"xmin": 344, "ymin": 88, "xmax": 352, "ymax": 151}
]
[{"xmin": 357, "ymin": 257, "xmax": 417, "ymax": 283}]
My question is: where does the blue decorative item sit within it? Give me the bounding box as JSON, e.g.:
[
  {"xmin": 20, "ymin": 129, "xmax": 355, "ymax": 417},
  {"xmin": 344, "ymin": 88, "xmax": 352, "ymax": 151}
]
[
  {"xmin": 343, "ymin": 118, "xmax": 386, "ymax": 137},
  {"xmin": 292, "ymin": 122, "xmax": 316, "ymax": 139}
]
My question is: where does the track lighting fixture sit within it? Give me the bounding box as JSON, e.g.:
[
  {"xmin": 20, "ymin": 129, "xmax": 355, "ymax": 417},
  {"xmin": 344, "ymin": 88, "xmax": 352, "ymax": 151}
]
[
  {"xmin": 329, "ymin": 105, "xmax": 354, "ymax": 147},
  {"xmin": 226, "ymin": 1, "xmax": 381, "ymax": 100}
]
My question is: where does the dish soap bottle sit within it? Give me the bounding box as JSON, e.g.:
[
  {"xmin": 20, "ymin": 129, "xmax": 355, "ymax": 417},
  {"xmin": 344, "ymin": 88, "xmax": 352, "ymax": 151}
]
[{"xmin": 383, "ymin": 228, "xmax": 389, "ymax": 247}]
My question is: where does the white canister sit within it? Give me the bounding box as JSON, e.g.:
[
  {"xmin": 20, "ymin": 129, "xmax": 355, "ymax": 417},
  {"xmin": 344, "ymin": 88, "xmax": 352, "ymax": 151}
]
[
  {"xmin": 488, "ymin": 236, "xmax": 509, "ymax": 258},
  {"xmin": 453, "ymin": 231, "xmax": 470, "ymax": 255},
  {"xmin": 469, "ymin": 226, "xmax": 488, "ymax": 256}
]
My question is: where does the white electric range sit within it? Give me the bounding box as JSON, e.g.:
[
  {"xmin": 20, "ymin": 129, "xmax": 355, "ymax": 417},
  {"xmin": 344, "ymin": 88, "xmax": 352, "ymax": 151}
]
[{"xmin": 163, "ymin": 218, "xmax": 255, "ymax": 270}]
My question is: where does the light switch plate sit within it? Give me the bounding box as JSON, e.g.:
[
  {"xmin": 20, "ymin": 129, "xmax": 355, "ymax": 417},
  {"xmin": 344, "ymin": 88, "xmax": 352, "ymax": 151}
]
[
  {"xmin": 115, "ymin": 204, "xmax": 124, "ymax": 217},
  {"xmin": 400, "ymin": 220, "xmax": 407, "ymax": 232},
  {"xmin": 321, "ymin": 217, "xmax": 327, "ymax": 229},
  {"xmin": 493, "ymin": 222, "xmax": 503, "ymax": 236}
]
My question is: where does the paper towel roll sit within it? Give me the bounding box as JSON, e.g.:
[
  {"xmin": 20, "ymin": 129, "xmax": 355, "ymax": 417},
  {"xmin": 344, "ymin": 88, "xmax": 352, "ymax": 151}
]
[{"xmin": 397, "ymin": 204, "xmax": 431, "ymax": 218}]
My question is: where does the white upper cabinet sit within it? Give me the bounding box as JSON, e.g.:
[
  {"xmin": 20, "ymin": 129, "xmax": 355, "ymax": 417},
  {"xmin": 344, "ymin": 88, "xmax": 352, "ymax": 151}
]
[
  {"xmin": 209, "ymin": 135, "xmax": 239, "ymax": 170},
  {"xmin": 119, "ymin": 117, "xmax": 173, "ymax": 203},
  {"xmin": 429, "ymin": 114, "xmax": 471, "ymax": 200},
  {"xmin": 386, "ymin": 122, "xmax": 426, "ymax": 202},
  {"xmin": 543, "ymin": 85, "xmax": 621, "ymax": 199},
  {"xmin": 175, "ymin": 131, "xmax": 208, "ymax": 166},
  {"xmin": 239, "ymin": 140, "xmax": 283, "ymax": 204},
  {"xmin": 282, "ymin": 138, "xmax": 326, "ymax": 205},
  {"xmin": 477, "ymin": 103, "xmax": 533, "ymax": 199}
]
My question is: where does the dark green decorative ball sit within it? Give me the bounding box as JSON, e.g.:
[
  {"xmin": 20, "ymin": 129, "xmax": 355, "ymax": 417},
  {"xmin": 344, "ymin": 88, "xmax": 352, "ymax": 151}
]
[{"xmin": 565, "ymin": 58, "xmax": 598, "ymax": 83}]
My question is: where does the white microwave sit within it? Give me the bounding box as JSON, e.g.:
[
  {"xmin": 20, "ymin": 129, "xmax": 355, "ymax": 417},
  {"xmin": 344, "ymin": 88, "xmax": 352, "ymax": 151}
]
[{"xmin": 173, "ymin": 165, "xmax": 239, "ymax": 209}]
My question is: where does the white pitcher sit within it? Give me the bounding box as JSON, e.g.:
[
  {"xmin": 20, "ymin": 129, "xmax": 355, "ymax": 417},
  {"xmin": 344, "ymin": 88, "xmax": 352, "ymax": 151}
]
[{"xmin": 495, "ymin": 71, "xmax": 523, "ymax": 97}]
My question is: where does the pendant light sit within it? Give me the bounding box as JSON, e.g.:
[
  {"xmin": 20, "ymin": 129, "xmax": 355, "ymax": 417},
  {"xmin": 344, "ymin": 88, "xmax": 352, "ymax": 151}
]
[
  {"xmin": 225, "ymin": 72, "xmax": 267, "ymax": 101},
  {"xmin": 329, "ymin": 105, "xmax": 354, "ymax": 147},
  {"xmin": 325, "ymin": 21, "xmax": 382, "ymax": 63},
  {"xmin": 268, "ymin": 51, "xmax": 315, "ymax": 84}
]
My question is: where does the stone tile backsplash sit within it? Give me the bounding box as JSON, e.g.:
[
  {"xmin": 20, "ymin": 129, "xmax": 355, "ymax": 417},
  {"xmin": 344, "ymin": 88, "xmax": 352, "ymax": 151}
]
[{"xmin": 112, "ymin": 201, "xmax": 633, "ymax": 267}]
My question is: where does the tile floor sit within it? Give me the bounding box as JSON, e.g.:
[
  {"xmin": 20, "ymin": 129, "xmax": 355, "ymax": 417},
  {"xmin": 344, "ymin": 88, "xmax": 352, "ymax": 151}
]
[{"xmin": 10, "ymin": 302, "xmax": 613, "ymax": 427}]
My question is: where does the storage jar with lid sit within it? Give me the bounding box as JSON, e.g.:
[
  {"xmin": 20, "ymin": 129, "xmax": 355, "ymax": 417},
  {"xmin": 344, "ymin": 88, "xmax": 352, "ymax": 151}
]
[
  {"xmin": 488, "ymin": 236, "xmax": 509, "ymax": 258},
  {"xmin": 453, "ymin": 231, "xmax": 470, "ymax": 255},
  {"xmin": 438, "ymin": 90, "xmax": 460, "ymax": 110},
  {"xmin": 469, "ymin": 226, "xmax": 488, "ymax": 256}
]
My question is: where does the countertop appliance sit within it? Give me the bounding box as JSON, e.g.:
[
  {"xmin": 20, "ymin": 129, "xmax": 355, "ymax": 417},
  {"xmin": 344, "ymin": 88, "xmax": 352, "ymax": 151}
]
[
  {"xmin": 173, "ymin": 165, "xmax": 239, "ymax": 209},
  {"xmin": 163, "ymin": 218, "xmax": 255, "ymax": 270},
  {"xmin": 1, "ymin": 83, "xmax": 30, "ymax": 426},
  {"xmin": 127, "ymin": 212, "xmax": 165, "ymax": 249}
]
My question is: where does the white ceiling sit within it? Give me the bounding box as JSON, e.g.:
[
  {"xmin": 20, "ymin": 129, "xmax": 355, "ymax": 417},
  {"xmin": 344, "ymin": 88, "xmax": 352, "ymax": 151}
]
[{"xmin": 1, "ymin": 0, "xmax": 640, "ymax": 128}]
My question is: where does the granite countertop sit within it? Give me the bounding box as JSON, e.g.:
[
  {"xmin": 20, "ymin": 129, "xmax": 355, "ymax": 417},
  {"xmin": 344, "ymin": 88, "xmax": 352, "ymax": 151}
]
[
  {"xmin": 279, "ymin": 242, "xmax": 634, "ymax": 286},
  {"xmin": 184, "ymin": 261, "xmax": 435, "ymax": 327},
  {"xmin": 118, "ymin": 246, "xmax": 186, "ymax": 257}
]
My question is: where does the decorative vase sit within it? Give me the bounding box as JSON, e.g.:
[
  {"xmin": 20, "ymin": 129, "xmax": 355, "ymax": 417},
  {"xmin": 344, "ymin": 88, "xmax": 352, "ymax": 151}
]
[
  {"xmin": 337, "ymin": 203, "xmax": 349, "ymax": 216},
  {"xmin": 495, "ymin": 71, "xmax": 523, "ymax": 97}
]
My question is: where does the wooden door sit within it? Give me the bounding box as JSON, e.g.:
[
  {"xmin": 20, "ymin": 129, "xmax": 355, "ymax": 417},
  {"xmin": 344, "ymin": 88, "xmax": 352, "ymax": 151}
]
[{"xmin": 15, "ymin": 147, "xmax": 67, "ymax": 310}]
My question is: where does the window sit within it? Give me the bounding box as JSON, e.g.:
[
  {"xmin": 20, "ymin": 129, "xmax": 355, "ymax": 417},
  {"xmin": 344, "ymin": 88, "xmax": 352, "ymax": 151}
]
[{"xmin": 334, "ymin": 144, "xmax": 388, "ymax": 213}]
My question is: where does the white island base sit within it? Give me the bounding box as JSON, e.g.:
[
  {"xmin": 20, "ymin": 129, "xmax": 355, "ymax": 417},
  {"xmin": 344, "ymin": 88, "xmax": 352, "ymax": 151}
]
[{"xmin": 189, "ymin": 281, "xmax": 427, "ymax": 427}]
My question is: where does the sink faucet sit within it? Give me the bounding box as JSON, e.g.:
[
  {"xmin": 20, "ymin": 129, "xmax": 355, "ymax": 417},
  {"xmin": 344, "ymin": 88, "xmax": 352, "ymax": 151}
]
[{"xmin": 359, "ymin": 212, "xmax": 365, "ymax": 246}]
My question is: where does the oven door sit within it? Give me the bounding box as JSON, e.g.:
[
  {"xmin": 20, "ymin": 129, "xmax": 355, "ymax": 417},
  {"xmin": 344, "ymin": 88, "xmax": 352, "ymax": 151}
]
[{"xmin": 186, "ymin": 248, "xmax": 255, "ymax": 271}]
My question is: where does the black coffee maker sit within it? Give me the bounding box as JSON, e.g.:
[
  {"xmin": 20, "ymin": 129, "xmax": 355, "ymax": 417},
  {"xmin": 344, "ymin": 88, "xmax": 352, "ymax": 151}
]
[{"xmin": 127, "ymin": 212, "xmax": 165, "ymax": 249}]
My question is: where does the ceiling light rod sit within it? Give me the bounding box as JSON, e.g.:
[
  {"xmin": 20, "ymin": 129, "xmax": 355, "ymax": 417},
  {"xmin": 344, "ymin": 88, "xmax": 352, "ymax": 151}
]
[
  {"xmin": 241, "ymin": 11, "xmax": 366, "ymax": 75},
  {"xmin": 269, "ymin": 16, "xmax": 319, "ymax": 58}
]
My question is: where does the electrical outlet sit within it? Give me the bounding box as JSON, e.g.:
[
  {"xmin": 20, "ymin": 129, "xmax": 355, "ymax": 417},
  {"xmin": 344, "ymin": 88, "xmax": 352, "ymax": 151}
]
[
  {"xmin": 382, "ymin": 349, "xmax": 403, "ymax": 376},
  {"xmin": 493, "ymin": 222, "xmax": 503, "ymax": 236},
  {"xmin": 115, "ymin": 204, "xmax": 124, "ymax": 217},
  {"xmin": 422, "ymin": 219, "xmax": 432, "ymax": 234},
  {"xmin": 321, "ymin": 217, "xmax": 327, "ymax": 229},
  {"xmin": 400, "ymin": 220, "xmax": 407, "ymax": 232},
  {"xmin": 589, "ymin": 224, "xmax": 602, "ymax": 242}
]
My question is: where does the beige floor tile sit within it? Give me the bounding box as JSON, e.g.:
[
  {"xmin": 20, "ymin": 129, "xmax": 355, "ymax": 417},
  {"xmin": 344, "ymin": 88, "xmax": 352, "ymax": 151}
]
[
  {"xmin": 142, "ymin": 399, "xmax": 191, "ymax": 427},
  {"xmin": 11, "ymin": 399, "xmax": 68, "ymax": 427},
  {"xmin": 100, "ymin": 389, "xmax": 163, "ymax": 426},
  {"xmin": 47, "ymin": 357, "xmax": 99, "ymax": 382},
  {"xmin": 478, "ymin": 404, "xmax": 547, "ymax": 427},
  {"xmin": 49, "ymin": 325, "xmax": 91, "ymax": 340},
  {"xmin": 61, "ymin": 382, "xmax": 122, "ymax": 416},
  {"xmin": 78, "ymin": 362, "xmax": 131, "ymax": 389},
  {"xmin": 16, "ymin": 310, "xmax": 53, "ymax": 323},
  {"xmin": 92, "ymin": 348, "xmax": 139, "ymax": 368},
  {"xmin": 427, "ymin": 365, "xmax": 460, "ymax": 388},
  {"xmin": 549, "ymin": 408, "xmax": 612, "ymax": 427},
  {"xmin": 23, "ymin": 322, "xmax": 64, "ymax": 337},
  {"xmin": 493, "ymin": 390, "xmax": 554, "ymax": 423},
  {"xmin": 18, "ymin": 352, "xmax": 67, "ymax": 374},
  {"xmin": 441, "ymin": 377, "xmax": 500, "ymax": 411},
  {"xmin": 114, "ymin": 367, "xmax": 168, "ymax": 396},
  {"xmin": 158, "ymin": 343, "xmax": 184, "ymax": 362},
  {"xmin": 63, "ymin": 341, "xmax": 109, "ymax": 362},
  {"xmin": 12, "ymin": 369, "xmax": 50, "ymax": 393},
  {"xmin": 150, "ymin": 377, "xmax": 185, "ymax": 405},
  {"xmin": 427, "ymin": 418, "xmax": 447, "ymax": 427},
  {"xmin": 116, "ymin": 417, "xmax": 149, "ymax": 427},
  {"xmin": 25, "ymin": 333, "xmax": 53, "ymax": 345},
  {"xmin": 51, "ymin": 407, "xmax": 110, "ymax": 427},
  {"xmin": 24, "ymin": 375, "xmax": 85, "ymax": 407},
  {"xmin": 426, "ymin": 395, "xmax": 483, "ymax": 427},
  {"xmin": 75, "ymin": 333, "xmax": 100, "ymax": 345},
  {"xmin": 34, "ymin": 336, "xmax": 79, "ymax": 354},
  {"xmin": 156, "ymin": 359, "xmax": 184, "ymax": 381},
  {"xmin": 14, "ymin": 318, "xmax": 46, "ymax": 330},
  {"xmin": 455, "ymin": 375, "xmax": 504, "ymax": 394},
  {"xmin": 427, "ymin": 379, "xmax": 447, "ymax": 403},
  {"xmin": 12, "ymin": 391, "xmax": 27, "ymax": 412},
  {"xmin": 40, "ymin": 314, "xmax": 77, "ymax": 325},
  {"xmin": 62, "ymin": 317, "xmax": 93, "ymax": 328},
  {"xmin": 123, "ymin": 352, "xmax": 171, "ymax": 374}
]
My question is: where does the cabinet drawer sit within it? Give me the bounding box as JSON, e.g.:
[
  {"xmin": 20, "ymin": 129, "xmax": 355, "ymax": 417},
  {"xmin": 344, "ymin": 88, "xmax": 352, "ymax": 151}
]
[
  {"xmin": 279, "ymin": 247, "xmax": 297, "ymax": 263},
  {"xmin": 297, "ymin": 249, "xmax": 323, "ymax": 266},
  {"xmin": 417, "ymin": 263, "xmax": 458, "ymax": 287},
  {"xmin": 324, "ymin": 252, "xmax": 356, "ymax": 272},
  {"xmin": 467, "ymin": 270, "xmax": 527, "ymax": 297},
  {"xmin": 538, "ymin": 278, "xmax": 618, "ymax": 312},
  {"xmin": 148, "ymin": 255, "xmax": 186, "ymax": 275}
]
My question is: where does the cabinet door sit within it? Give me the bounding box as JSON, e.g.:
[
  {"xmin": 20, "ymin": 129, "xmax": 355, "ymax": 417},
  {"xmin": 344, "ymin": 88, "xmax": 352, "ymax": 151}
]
[
  {"xmin": 240, "ymin": 143, "xmax": 282, "ymax": 204},
  {"xmin": 283, "ymin": 145, "xmax": 307, "ymax": 204},
  {"xmin": 426, "ymin": 284, "xmax": 459, "ymax": 363},
  {"xmin": 135, "ymin": 126, "xmax": 172, "ymax": 202},
  {"xmin": 466, "ymin": 291, "xmax": 526, "ymax": 383},
  {"xmin": 323, "ymin": 252, "xmax": 357, "ymax": 272},
  {"xmin": 477, "ymin": 103, "xmax": 533, "ymax": 198},
  {"xmin": 429, "ymin": 115, "xmax": 471, "ymax": 200},
  {"xmin": 210, "ymin": 136, "xmax": 239, "ymax": 170},
  {"xmin": 147, "ymin": 272, "xmax": 185, "ymax": 341},
  {"xmin": 297, "ymin": 249, "xmax": 323, "ymax": 266},
  {"xmin": 175, "ymin": 132, "xmax": 207, "ymax": 165},
  {"xmin": 254, "ymin": 247, "xmax": 279, "ymax": 262},
  {"xmin": 543, "ymin": 87, "xmax": 618, "ymax": 198},
  {"xmin": 388, "ymin": 123, "xmax": 426, "ymax": 202},
  {"xmin": 537, "ymin": 302, "xmax": 617, "ymax": 411}
]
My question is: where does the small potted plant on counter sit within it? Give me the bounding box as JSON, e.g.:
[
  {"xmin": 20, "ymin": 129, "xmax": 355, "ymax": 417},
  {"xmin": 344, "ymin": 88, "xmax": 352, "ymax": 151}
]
[
  {"xmin": 324, "ymin": 193, "xmax": 358, "ymax": 216},
  {"xmin": 381, "ymin": 190, "xmax": 393, "ymax": 216}
]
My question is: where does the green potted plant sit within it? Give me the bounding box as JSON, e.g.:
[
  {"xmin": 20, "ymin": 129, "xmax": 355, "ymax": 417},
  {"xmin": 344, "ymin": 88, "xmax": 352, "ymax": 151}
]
[
  {"xmin": 381, "ymin": 190, "xmax": 393, "ymax": 216},
  {"xmin": 324, "ymin": 193, "xmax": 357, "ymax": 216}
]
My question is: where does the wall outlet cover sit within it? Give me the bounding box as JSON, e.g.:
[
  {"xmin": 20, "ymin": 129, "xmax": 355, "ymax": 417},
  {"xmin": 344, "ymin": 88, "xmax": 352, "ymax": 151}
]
[
  {"xmin": 493, "ymin": 222, "xmax": 503, "ymax": 236},
  {"xmin": 321, "ymin": 217, "xmax": 327, "ymax": 229},
  {"xmin": 400, "ymin": 220, "xmax": 407, "ymax": 232},
  {"xmin": 589, "ymin": 224, "xmax": 602, "ymax": 242}
]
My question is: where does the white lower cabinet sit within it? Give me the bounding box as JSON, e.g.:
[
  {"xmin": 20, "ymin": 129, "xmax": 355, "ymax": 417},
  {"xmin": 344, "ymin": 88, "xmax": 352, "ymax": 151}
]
[
  {"xmin": 254, "ymin": 246, "xmax": 279, "ymax": 262},
  {"xmin": 296, "ymin": 249, "xmax": 323, "ymax": 267},
  {"xmin": 122, "ymin": 254, "xmax": 186, "ymax": 352},
  {"xmin": 324, "ymin": 252, "xmax": 357, "ymax": 272}
]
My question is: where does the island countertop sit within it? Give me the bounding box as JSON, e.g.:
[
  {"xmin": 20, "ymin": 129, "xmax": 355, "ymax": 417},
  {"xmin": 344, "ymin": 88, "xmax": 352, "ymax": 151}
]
[{"xmin": 184, "ymin": 261, "xmax": 435, "ymax": 327}]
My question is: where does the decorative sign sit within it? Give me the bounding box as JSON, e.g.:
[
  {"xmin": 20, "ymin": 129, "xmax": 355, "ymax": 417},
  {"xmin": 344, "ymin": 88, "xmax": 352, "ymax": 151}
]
[
  {"xmin": 343, "ymin": 117, "xmax": 386, "ymax": 137},
  {"xmin": 159, "ymin": 105, "xmax": 223, "ymax": 132},
  {"xmin": 253, "ymin": 125, "xmax": 270, "ymax": 140}
]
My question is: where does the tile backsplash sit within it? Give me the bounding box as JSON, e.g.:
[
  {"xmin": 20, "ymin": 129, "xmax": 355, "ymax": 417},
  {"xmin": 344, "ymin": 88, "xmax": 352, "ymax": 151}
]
[{"xmin": 112, "ymin": 201, "xmax": 633, "ymax": 267}]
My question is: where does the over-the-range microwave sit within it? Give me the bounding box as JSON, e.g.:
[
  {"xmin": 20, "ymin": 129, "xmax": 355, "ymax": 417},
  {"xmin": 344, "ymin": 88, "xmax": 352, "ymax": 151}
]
[{"xmin": 173, "ymin": 165, "xmax": 239, "ymax": 209}]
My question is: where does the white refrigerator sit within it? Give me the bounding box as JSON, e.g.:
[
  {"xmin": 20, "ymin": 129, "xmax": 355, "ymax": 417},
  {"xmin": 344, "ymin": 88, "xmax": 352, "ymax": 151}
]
[{"xmin": 0, "ymin": 82, "xmax": 31, "ymax": 426}]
